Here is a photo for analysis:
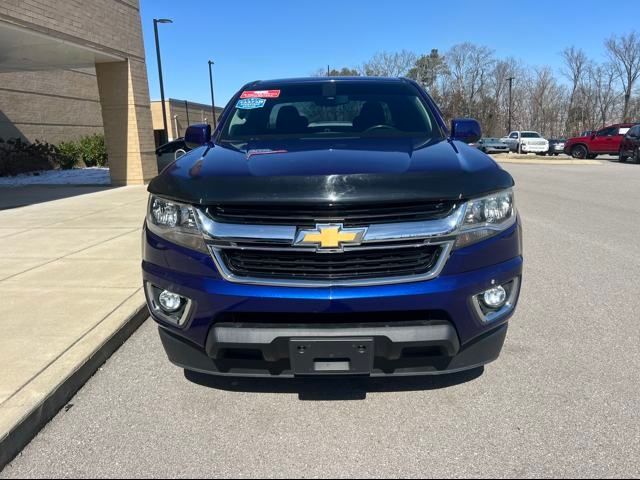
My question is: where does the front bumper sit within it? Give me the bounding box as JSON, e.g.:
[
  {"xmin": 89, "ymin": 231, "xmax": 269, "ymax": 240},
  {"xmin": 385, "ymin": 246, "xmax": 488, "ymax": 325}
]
[
  {"xmin": 486, "ymin": 146, "xmax": 509, "ymax": 153},
  {"xmin": 143, "ymin": 221, "xmax": 523, "ymax": 377},
  {"xmin": 159, "ymin": 321, "xmax": 508, "ymax": 377},
  {"xmin": 521, "ymin": 144, "xmax": 548, "ymax": 153}
]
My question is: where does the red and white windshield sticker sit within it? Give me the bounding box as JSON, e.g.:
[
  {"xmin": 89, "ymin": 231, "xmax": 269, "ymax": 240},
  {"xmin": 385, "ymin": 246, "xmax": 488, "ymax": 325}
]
[{"xmin": 240, "ymin": 90, "xmax": 281, "ymax": 99}]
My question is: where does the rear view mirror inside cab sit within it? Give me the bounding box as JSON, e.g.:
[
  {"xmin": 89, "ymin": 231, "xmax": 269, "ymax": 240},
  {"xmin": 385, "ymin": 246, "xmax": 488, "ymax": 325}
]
[{"xmin": 315, "ymin": 95, "xmax": 349, "ymax": 106}]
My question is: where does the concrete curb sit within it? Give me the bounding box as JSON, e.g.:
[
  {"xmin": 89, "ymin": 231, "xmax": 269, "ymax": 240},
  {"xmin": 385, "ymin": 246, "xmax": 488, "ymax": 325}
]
[
  {"xmin": 0, "ymin": 302, "xmax": 149, "ymax": 471},
  {"xmin": 494, "ymin": 158, "xmax": 602, "ymax": 165}
]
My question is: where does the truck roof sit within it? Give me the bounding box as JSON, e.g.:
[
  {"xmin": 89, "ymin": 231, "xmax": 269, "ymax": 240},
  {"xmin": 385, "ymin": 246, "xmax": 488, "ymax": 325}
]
[{"xmin": 245, "ymin": 76, "xmax": 411, "ymax": 89}]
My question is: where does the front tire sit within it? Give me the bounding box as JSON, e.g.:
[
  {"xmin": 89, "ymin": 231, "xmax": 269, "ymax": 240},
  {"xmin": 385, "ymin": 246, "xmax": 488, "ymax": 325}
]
[
  {"xmin": 619, "ymin": 150, "xmax": 628, "ymax": 163},
  {"xmin": 634, "ymin": 148, "xmax": 640, "ymax": 163},
  {"xmin": 571, "ymin": 145, "xmax": 588, "ymax": 159}
]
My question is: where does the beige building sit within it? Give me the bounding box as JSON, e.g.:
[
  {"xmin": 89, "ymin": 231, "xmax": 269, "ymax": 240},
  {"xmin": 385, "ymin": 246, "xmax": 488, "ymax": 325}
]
[
  {"xmin": 0, "ymin": 68, "xmax": 104, "ymax": 145},
  {"xmin": 151, "ymin": 99, "xmax": 224, "ymax": 144},
  {"xmin": 0, "ymin": 0, "xmax": 157, "ymax": 185}
]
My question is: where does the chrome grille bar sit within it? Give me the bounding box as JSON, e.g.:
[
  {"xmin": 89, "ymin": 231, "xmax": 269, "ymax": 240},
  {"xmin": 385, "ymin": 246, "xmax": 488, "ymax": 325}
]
[{"xmin": 194, "ymin": 207, "xmax": 464, "ymax": 287}]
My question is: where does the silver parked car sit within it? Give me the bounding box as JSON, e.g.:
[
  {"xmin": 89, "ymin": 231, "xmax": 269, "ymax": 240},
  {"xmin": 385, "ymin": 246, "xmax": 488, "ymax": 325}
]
[{"xmin": 475, "ymin": 137, "xmax": 510, "ymax": 154}]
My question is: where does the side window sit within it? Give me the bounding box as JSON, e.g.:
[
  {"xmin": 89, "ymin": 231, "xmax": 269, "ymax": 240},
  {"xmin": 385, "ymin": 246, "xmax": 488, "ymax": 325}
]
[
  {"xmin": 597, "ymin": 127, "xmax": 616, "ymax": 137},
  {"xmin": 510, "ymin": 132, "xmax": 518, "ymax": 139},
  {"xmin": 618, "ymin": 127, "xmax": 631, "ymax": 136}
]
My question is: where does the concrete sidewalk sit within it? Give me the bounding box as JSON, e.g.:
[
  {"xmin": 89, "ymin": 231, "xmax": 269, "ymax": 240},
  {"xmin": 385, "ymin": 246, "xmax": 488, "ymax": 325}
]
[{"xmin": 0, "ymin": 186, "xmax": 149, "ymax": 468}]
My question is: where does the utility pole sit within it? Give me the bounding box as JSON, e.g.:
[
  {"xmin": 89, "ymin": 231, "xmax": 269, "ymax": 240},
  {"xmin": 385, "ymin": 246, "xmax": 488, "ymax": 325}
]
[
  {"xmin": 153, "ymin": 18, "xmax": 173, "ymax": 144},
  {"xmin": 208, "ymin": 60, "xmax": 217, "ymax": 128},
  {"xmin": 507, "ymin": 76, "xmax": 515, "ymax": 133},
  {"xmin": 327, "ymin": 65, "xmax": 330, "ymax": 76}
]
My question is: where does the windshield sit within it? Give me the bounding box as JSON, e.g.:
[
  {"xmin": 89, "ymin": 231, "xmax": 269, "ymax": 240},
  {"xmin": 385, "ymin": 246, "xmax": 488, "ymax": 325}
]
[
  {"xmin": 521, "ymin": 132, "xmax": 541, "ymax": 138},
  {"xmin": 219, "ymin": 82, "xmax": 442, "ymax": 142}
]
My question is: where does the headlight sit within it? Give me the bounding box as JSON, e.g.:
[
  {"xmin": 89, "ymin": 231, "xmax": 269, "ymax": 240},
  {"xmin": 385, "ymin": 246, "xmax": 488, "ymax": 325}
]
[
  {"xmin": 455, "ymin": 189, "xmax": 516, "ymax": 248},
  {"xmin": 146, "ymin": 196, "xmax": 207, "ymax": 253}
]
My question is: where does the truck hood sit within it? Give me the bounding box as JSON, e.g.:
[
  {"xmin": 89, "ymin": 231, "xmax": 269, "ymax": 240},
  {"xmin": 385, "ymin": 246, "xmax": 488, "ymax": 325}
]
[{"xmin": 148, "ymin": 137, "xmax": 514, "ymax": 205}]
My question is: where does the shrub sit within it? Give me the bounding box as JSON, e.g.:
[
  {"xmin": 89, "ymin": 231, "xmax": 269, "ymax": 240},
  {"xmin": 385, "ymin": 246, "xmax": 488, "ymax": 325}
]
[
  {"xmin": 0, "ymin": 134, "xmax": 109, "ymax": 176},
  {"xmin": 78, "ymin": 134, "xmax": 108, "ymax": 167},
  {"xmin": 54, "ymin": 134, "xmax": 108, "ymax": 168},
  {"xmin": 0, "ymin": 138, "xmax": 57, "ymax": 176},
  {"xmin": 56, "ymin": 141, "xmax": 81, "ymax": 170}
]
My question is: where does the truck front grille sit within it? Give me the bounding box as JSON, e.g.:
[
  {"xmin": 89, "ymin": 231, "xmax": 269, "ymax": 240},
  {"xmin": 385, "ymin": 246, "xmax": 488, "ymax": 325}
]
[
  {"xmin": 219, "ymin": 244, "xmax": 442, "ymax": 281},
  {"xmin": 207, "ymin": 201, "xmax": 456, "ymax": 227},
  {"xmin": 199, "ymin": 204, "xmax": 461, "ymax": 287}
]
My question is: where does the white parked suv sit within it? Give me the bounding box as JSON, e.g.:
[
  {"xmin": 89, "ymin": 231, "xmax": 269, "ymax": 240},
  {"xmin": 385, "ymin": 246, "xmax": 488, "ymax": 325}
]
[{"xmin": 501, "ymin": 131, "xmax": 549, "ymax": 154}]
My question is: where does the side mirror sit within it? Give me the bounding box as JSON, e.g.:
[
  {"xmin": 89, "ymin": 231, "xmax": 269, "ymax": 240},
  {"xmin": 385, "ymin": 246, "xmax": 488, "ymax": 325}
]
[
  {"xmin": 451, "ymin": 118, "xmax": 482, "ymax": 144},
  {"xmin": 184, "ymin": 124, "xmax": 212, "ymax": 149}
]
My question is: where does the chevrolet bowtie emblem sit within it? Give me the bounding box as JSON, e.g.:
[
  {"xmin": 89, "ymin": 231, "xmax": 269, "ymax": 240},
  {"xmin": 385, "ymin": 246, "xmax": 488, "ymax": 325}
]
[{"xmin": 294, "ymin": 224, "xmax": 367, "ymax": 251}]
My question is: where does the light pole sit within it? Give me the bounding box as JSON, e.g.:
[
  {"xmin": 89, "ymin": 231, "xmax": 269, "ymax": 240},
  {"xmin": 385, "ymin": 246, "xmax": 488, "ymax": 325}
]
[
  {"xmin": 154, "ymin": 18, "xmax": 173, "ymax": 144},
  {"xmin": 208, "ymin": 60, "xmax": 217, "ymax": 128},
  {"xmin": 507, "ymin": 76, "xmax": 515, "ymax": 134}
]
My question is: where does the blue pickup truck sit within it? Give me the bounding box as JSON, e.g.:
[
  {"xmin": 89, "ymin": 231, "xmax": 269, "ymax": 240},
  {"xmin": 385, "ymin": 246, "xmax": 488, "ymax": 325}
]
[{"xmin": 142, "ymin": 77, "xmax": 523, "ymax": 378}]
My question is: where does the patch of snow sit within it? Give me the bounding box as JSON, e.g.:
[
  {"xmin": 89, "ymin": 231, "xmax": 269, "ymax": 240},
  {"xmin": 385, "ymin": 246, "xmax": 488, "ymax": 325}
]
[{"xmin": 0, "ymin": 168, "xmax": 111, "ymax": 187}]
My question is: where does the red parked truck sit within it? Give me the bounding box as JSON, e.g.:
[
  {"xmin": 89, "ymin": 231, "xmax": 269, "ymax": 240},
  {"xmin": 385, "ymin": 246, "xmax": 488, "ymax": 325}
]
[{"xmin": 564, "ymin": 123, "xmax": 639, "ymax": 159}]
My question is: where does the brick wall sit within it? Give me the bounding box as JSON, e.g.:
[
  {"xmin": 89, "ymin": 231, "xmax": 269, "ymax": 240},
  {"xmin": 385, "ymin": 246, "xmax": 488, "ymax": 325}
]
[{"xmin": 0, "ymin": 68, "xmax": 103, "ymax": 144}]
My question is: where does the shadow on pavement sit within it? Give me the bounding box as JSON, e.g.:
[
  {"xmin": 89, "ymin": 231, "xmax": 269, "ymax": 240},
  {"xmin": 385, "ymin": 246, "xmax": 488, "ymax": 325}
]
[
  {"xmin": 602, "ymin": 157, "xmax": 639, "ymax": 164},
  {"xmin": 184, "ymin": 367, "xmax": 484, "ymax": 401},
  {"xmin": 0, "ymin": 185, "xmax": 115, "ymax": 210}
]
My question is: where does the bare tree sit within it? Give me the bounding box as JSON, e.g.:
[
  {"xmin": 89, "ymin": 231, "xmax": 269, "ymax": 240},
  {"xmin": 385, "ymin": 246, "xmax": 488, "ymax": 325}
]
[
  {"xmin": 361, "ymin": 50, "xmax": 417, "ymax": 77},
  {"xmin": 605, "ymin": 32, "xmax": 640, "ymax": 121},
  {"xmin": 591, "ymin": 63, "xmax": 621, "ymax": 127},
  {"xmin": 529, "ymin": 67, "xmax": 566, "ymax": 137},
  {"xmin": 561, "ymin": 46, "xmax": 589, "ymax": 133},
  {"xmin": 489, "ymin": 58, "xmax": 521, "ymax": 135}
]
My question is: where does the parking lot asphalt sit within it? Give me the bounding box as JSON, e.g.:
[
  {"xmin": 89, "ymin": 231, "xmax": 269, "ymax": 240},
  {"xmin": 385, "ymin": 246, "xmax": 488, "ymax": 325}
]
[{"xmin": 2, "ymin": 161, "xmax": 640, "ymax": 478}]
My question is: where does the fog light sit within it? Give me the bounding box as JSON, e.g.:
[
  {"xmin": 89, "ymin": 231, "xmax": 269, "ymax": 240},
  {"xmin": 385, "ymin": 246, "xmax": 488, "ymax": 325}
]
[
  {"xmin": 483, "ymin": 285, "xmax": 507, "ymax": 308},
  {"xmin": 158, "ymin": 290, "xmax": 182, "ymax": 312}
]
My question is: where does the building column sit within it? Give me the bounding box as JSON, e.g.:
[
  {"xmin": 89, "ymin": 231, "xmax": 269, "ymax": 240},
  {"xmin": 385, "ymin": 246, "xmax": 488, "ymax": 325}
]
[{"xmin": 96, "ymin": 59, "xmax": 157, "ymax": 186}]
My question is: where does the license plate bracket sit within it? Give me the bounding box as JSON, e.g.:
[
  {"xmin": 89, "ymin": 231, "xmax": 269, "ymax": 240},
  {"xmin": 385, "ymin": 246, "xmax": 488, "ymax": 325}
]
[{"xmin": 289, "ymin": 337, "xmax": 374, "ymax": 376}]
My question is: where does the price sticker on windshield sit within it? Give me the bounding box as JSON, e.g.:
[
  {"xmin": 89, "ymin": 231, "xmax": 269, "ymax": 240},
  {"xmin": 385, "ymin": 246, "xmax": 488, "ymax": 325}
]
[{"xmin": 240, "ymin": 90, "xmax": 281, "ymax": 99}]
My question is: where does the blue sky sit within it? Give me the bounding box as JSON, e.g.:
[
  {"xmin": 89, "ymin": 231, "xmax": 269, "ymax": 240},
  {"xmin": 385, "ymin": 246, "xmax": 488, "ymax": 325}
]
[{"xmin": 140, "ymin": 0, "xmax": 638, "ymax": 107}]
